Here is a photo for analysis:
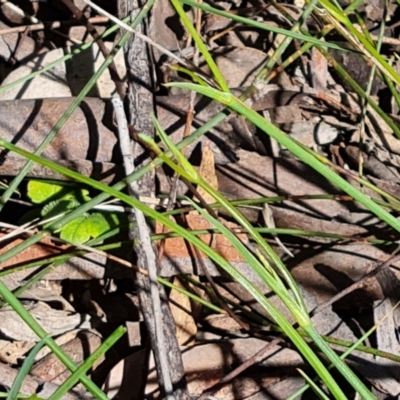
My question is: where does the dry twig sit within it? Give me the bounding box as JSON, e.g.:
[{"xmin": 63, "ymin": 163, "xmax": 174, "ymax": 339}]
[{"xmin": 112, "ymin": 97, "xmax": 175, "ymax": 399}]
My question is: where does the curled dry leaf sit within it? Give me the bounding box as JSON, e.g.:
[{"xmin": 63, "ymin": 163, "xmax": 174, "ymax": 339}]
[
  {"xmin": 197, "ymin": 142, "xmax": 219, "ymax": 204},
  {"xmin": 0, "ymin": 301, "xmax": 91, "ymax": 342},
  {"xmin": 0, "ymin": 339, "xmax": 36, "ymax": 364}
]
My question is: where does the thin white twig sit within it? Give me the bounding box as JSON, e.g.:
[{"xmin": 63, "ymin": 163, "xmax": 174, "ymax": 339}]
[
  {"xmin": 0, "ymin": 196, "xmax": 177, "ymax": 241},
  {"xmin": 0, "ymin": 221, "xmax": 141, "ymax": 273},
  {"xmin": 0, "ymin": 214, "xmax": 69, "ymax": 243},
  {"xmin": 0, "ymin": 221, "xmax": 38, "ymax": 243},
  {"xmin": 112, "ymin": 98, "xmax": 174, "ymax": 399},
  {"xmin": 0, "ymin": 0, "xmax": 39, "ymax": 24}
]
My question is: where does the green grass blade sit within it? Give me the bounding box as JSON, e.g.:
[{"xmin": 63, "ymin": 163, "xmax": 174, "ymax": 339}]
[
  {"xmin": 48, "ymin": 326, "xmax": 126, "ymax": 400},
  {"xmin": 167, "ymin": 83, "xmax": 400, "ymax": 233},
  {"xmin": 297, "ymin": 369, "xmax": 330, "ymax": 400},
  {"xmin": 151, "ymin": 116, "xmax": 308, "ymax": 310},
  {"xmin": 0, "ymin": 279, "xmax": 109, "ymax": 399},
  {"xmin": 152, "ymin": 115, "xmax": 199, "ymax": 180},
  {"xmin": 179, "ymin": 0, "xmax": 354, "ymax": 52},
  {"xmin": 197, "ymin": 179, "xmax": 308, "ymax": 312},
  {"xmin": 170, "ymin": 0, "xmax": 229, "ymax": 91},
  {"xmin": 317, "ymin": 0, "xmax": 400, "ymax": 86},
  {"xmin": 0, "ymin": 135, "xmax": 349, "ymax": 399},
  {"xmin": 7, "ymin": 338, "xmax": 48, "ymax": 400},
  {"xmin": 264, "ymin": 0, "xmax": 400, "ymax": 139},
  {"xmin": 188, "ymin": 198, "xmax": 303, "ymax": 315},
  {"xmin": 151, "ymin": 113, "xmax": 306, "ymax": 310},
  {"xmin": 186, "ymin": 211, "xmax": 348, "ymax": 398},
  {"xmin": 165, "ymin": 83, "xmax": 378, "ymax": 398}
]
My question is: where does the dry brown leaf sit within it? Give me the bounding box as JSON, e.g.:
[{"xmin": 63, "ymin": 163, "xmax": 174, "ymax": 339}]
[
  {"xmin": 310, "ymin": 47, "xmax": 328, "ymax": 92},
  {"xmin": 197, "ymin": 141, "xmax": 218, "ymax": 204},
  {"xmin": 213, "ymin": 47, "xmax": 267, "ymax": 87},
  {"xmin": 169, "ymin": 277, "xmax": 198, "ymax": 346},
  {"xmin": 0, "ymin": 43, "xmax": 126, "ymax": 100},
  {"xmin": 0, "ymin": 340, "xmax": 35, "ymax": 364},
  {"xmin": 0, "ymin": 302, "xmax": 91, "ymax": 342}
]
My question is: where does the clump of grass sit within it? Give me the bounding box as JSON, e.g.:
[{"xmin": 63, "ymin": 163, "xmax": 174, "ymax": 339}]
[{"xmin": 1, "ymin": 0, "xmax": 399, "ymax": 398}]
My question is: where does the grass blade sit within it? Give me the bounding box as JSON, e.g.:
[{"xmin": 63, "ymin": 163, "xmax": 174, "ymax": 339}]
[
  {"xmin": 48, "ymin": 326, "xmax": 126, "ymax": 400},
  {"xmin": 7, "ymin": 338, "xmax": 48, "ymax": 400}
]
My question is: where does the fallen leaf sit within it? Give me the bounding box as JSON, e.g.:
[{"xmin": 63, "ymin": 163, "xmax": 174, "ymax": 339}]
[
  {"xmin": 169, "ymin": 277, "xmax": 198, "ymax": 346},
  {"xmin": 197, "ymin": 141, "xmax": 219, "ymax": 204}
]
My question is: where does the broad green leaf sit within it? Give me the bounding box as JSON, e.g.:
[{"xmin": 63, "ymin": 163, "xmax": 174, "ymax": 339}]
[
  {"xmin": 27, "ymin": 181, "xmax": 90, "ymax": 205},
  {"xmin": 27, "ymin": 181, "xmax": 65, "ymax": 204},
  {"xmin": 60, "ymin": 213, "xmax": 118, "ymax": 244},
  {"xmin": 41, "ymin": 200, "xmax": 79, "ymax": 219},
  {"xmin": 60, "ymin": 216, "xmax": 88, "ymax": 243}
]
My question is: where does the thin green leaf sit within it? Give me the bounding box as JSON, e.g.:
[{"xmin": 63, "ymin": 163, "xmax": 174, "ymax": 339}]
[
  {"xmin": 317, "ymin": 0, "xmax": 400, "ymax": 86},
  {"xmin": 165, "ymin": 82, "xmax": 375, "ymax": 399},
  {"xmin": 167, "ymin": 83, "xmax": 400, "ymax": 234},
  {"xmin": 0, "ymin": 279, "xmax": 109, "ymax": 400},
  {"xmin": 138, "ymin": 132, "xmax": 195, "ymax": 180},
  {"xmin": 48, "ymin": 326, "xmax": 126, "ymax": 400},
  {"xmin": 183, "ymin": 200, "xmax": 347, "ymax": 399},
  {"xmin": 179, "ymin": 0, "xmax": 355, "ymax": 52},
  {"xmin": 188, "ymin": 198, "xmax": 302, "ymax": 315},
  {"xmin": 151, "ymin": 116, "xmax": 199, "ymax": 181},
  {"xmin": 7, "ymin": 338, "xmax": 48, "ymax": 400},
  {"xmin": 0, "ymin": 137, "xmax": 349, "ymax": 399},
  {"xmin": 170, "ymin": 0, "xmax": 229, "ymax": 91},
  {"xmin": 297, "ymin": 369, "xmax": 330, "ymax": 400}
]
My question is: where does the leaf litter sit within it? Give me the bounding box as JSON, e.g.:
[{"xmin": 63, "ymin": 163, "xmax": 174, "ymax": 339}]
[{"xmin": 1, "ymin": 0, "xmax": 400, "ymax": 398}]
